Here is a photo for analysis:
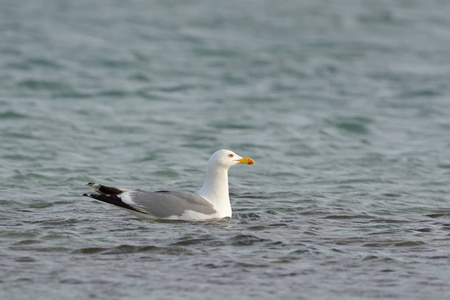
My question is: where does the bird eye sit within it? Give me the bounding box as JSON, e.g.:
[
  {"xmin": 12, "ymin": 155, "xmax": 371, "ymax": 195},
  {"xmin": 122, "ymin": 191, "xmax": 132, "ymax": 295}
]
[{"xmin": 228, "ymin": 154, "xmax": 234, "ymax": 158}]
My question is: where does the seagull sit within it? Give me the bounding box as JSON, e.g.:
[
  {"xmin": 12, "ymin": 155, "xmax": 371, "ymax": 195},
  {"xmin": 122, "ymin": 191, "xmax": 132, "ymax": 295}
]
[{"xmin": 83, "ymin": 149, "xmax": 254, "ymax": 221}]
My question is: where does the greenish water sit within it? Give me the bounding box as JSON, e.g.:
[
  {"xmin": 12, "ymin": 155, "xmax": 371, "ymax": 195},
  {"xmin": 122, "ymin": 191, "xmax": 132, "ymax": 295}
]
[{"xmin": 1, "ymin": 0, "xmax": 450, "ymax": 299}]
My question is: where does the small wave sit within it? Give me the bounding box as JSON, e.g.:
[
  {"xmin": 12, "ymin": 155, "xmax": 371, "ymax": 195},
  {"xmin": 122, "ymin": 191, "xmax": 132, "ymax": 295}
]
[
  {"xmin": 73, "ymin": 245, "xmax": 193, "ymax": 255},
  {"xmin": 17, "ymin": 79, "xmax": 69, "ymax": 91},
  {"xmin": 0, "ymin": 111, "xmax": 27, "ymax": 119},
  {"xmin": 227, "ymin": 234, "xmax": 268, "ymax": 246}
]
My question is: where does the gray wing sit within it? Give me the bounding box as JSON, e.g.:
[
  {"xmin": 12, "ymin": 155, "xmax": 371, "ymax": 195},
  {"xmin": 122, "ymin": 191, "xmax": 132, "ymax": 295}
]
[{"xmin": 119, "ymin": 190, "xmax": 217, "ymax": 218}]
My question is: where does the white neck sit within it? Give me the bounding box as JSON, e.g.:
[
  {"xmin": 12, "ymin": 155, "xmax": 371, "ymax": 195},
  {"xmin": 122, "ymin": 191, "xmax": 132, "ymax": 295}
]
[{"xmin": 196, "ymin": 164, "xmax": 232, "ymax": 217}]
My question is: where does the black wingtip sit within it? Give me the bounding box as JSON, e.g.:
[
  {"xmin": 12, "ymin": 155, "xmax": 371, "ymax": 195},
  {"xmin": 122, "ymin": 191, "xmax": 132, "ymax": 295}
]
[{"xmin": 82, "ymin": 191, "xmax": 142, "ymax": 213}]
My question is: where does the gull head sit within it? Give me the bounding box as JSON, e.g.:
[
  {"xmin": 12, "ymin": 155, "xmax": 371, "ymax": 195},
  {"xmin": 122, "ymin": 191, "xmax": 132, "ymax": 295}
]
[{"xmin": 208, "ymin": 149, "xmax": 255, "ymax": 170}]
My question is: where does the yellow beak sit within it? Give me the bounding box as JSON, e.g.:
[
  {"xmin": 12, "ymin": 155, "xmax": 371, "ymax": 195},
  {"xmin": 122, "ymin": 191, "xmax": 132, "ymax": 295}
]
[{"xmin": 238, "ymin": 157, "xmax": 255, "ymax": 165}]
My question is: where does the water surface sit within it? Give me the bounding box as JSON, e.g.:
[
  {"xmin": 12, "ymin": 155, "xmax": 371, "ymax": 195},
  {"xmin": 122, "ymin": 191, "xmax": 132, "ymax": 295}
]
[{"xmin": 1, "ymin": 1, "xmax": 450, "ymax": 299}]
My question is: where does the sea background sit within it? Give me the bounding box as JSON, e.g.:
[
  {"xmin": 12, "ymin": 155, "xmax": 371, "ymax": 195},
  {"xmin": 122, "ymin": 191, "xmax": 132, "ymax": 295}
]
[{"xmin": 1, "ymin": 0, "xmax": 449, "ymax": 299}]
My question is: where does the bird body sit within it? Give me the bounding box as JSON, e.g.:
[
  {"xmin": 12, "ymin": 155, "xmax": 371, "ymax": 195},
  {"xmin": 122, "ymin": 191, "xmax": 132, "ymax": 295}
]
[{"xmin": 83, "ymin": 149, "xmax": 254, "ymax": 221}]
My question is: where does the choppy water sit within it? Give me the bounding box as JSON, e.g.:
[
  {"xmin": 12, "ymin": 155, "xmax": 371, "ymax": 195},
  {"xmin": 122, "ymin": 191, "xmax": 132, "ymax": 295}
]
[{"xmin": 1, "ymin": 0, "xmax": 450, "ymax": 299}]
